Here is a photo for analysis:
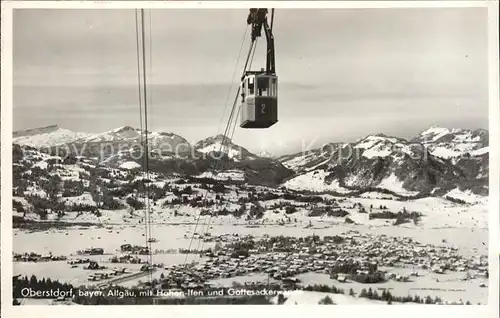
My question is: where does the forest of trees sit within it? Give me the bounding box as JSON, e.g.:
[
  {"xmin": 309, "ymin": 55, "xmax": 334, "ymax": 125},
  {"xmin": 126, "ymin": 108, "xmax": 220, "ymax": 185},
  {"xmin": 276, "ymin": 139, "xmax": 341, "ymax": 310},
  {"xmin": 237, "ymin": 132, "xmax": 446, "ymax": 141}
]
[
  {"xmin": 369, "ymin": 208, "xmax": 422, "ymax": 226},
  {"xmin": 329, "ymin": 260, "xmax": 386, "ymax": 284},
  {"xmin": 12, "ymin": 274, "xmax": 462, "ymax": 306},
  {"xmin": 13, "ymin": 275, "xmax": 74, "ymax": 303},
  {"xmin": 357, "ymin": 287, "xmax": 446, "ymax": 305}
]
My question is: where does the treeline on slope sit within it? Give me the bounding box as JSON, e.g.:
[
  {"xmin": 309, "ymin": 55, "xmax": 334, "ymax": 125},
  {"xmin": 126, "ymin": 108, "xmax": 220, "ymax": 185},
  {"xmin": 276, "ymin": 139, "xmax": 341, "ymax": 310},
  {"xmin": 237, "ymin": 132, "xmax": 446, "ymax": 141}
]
[
  {"xmin": 291, "ymin": 183, "xmax": 432, "ymax": 201},
  {"xmin": 356, "ymin": 287, "xmax": 476, "ymax": 305},
  {"xmin": 16, "ymin": 141, "xmax": 294, "ymax": 187},
  {"xmin": 13, "ymin": 160, "xmax": 341, "ymax": 219},
  {"xmin": 12, "ymin": 157, "xmax": 211, "ymax": 213},
  {"xmin": 12, "ymin": 143, "xmax": 427, "ymax": 223},
  {"xmin": 12, "ymin": 275, "xmax": 73, "ymax": 305},
  {"xmin": 368, "ymin": 207, "xmax": 422, "ymax": 225},
  {"xmin": 13, "ymin": 169, "xmax": 425, "ymax": 224},
  {"xmin": 13, "ymin": 137, "xmax": 488, "ymax": 198}
]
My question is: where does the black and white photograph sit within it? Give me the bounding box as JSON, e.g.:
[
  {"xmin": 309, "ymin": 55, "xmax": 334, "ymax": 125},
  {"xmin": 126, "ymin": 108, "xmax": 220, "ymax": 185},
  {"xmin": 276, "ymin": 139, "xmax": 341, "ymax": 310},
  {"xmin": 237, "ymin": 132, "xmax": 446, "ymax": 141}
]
[{"xmin": 2, "ymin": 1, "xmax": 499, "ymax": 313}]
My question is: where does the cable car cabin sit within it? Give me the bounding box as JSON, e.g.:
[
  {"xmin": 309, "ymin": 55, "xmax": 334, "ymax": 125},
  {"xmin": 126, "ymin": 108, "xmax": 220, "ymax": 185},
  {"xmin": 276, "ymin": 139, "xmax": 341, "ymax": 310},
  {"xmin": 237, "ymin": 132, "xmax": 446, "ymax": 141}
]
[{"xmin": 240, "ymin": 72, "xmax": 278, "ymax": 129}]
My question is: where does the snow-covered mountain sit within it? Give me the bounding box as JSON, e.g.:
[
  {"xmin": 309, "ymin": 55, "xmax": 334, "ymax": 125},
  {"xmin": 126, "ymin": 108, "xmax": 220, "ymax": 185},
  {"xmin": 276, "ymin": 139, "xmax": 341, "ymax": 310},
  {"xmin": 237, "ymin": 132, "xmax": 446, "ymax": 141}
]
[
  {"xmin": 12, "ymin": 126, "xmax": 292, "ymax": 186},
  {"xmin": 279, "ymin": 134, "xmax": 415, "ymax": 174},
  {"xmin": 12, "ymin": 125, "xmax": 489, "ymax": 196},
  {"xmin": 81, "ymin": 126, "xmax": 141, "ymax": 143},
  {"xmin": 80, "ymin": 126, "xmax": 191, "ymax": 151},
  {"xmin": 194, "ymin": 134, "xmax": 258, "ymax": 161},
  {"xmin": 280, "ymin": 129, "xmax": 489, "ymax": 197},
  {"xmin": 13, "ymin": 125, "xmax": 191, "ymax": 152},
  {"xmin": 13, "ymin": 125, "xmax": 92, "ymax": 148},
  {"xmin": 411, "ymin": 126, "xmax": 488, "ymax": 160},
  {"xmin": 280, "ymin": 127, "xmax": 489, "ymax": 173}
]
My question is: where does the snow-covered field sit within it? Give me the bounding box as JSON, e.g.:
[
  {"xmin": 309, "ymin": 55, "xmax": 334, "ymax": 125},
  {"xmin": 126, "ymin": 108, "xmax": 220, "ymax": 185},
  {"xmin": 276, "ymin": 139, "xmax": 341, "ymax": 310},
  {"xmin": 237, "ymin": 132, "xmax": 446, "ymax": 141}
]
[
  {"xmin": 376, "ymin": 174, "xmax": 419, "ymax": 196},
  {"xmin": 283, "ymin": 170, "xmax": 351, "ymax": 193},
  {"xmin": 119, "ymin": 161, "xmax": 141, "ymax": 170},
  {"xmin": 197, "ymin": 143, "xmax": 242, "ymax": 160},
  {"xmin": 209, "ymin": 269, "xmax": 487, "ymax": 304},
  {"xmin": 346, "ymin": 196, "xmax": 488, "ymax": 231},
  {"xmin": 445, "ymin": 188, "xmax": 487, "ymax": 205},
  {"xmin": 13, "ymin": 217, "xmax": 488, "ymax": 291},
  {"xmin": 196, "ymin": 170, "xmax": 246, "ymax": 181},
  {"xmin": 295, "ymin": 271, "xmax": 487, "ymax": 305},
  {"xmin": 274, "ymin": 290, "xmax": 389, "ymax": 305},
  {"xmin": 13, "ymin": 192, "xmax": 489, "ymax": 256},
  {"xmin": 12, "ymin": 186, "xmax": 488, "ymax": 305}
]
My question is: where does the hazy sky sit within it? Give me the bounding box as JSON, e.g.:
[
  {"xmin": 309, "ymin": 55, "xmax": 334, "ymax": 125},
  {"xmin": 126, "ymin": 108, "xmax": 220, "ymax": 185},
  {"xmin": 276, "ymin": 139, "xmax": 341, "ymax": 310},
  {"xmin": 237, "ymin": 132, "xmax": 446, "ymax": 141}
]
[{"xmin": 13, "ymin": 8, "xmax": 489, "ymax": 155}]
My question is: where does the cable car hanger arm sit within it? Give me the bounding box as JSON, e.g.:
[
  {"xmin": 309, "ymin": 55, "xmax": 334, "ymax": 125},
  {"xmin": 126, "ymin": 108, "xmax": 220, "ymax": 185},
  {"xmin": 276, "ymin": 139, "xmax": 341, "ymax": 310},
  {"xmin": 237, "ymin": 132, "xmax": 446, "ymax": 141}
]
[{"xmin": 247, "ymin": 8, "xmax": 276, "ymax": 75}]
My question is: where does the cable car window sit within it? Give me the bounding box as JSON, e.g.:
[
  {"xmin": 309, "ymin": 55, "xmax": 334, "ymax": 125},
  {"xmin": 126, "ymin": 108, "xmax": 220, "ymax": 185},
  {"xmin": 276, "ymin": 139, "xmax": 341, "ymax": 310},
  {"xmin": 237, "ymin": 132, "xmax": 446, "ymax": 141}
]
[
  {"xmin": 270, "ymin": 78, "xmax": 277, "ymax": 97},
  {"xmin": 241, "ymin": 82, "xmax": 246, "ymax": 102},
  {"xmin": 257, "ymin": 77, "xmax": 270, "ymax": 97},
  {"xmin": 247, "ymin": 77, "xmax": 255, "ymax": 95}
]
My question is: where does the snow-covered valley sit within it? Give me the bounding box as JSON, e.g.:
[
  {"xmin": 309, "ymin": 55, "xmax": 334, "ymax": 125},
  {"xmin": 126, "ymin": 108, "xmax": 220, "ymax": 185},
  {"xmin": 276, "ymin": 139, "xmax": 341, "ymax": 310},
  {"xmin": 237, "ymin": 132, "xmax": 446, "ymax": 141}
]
[{"xmin": 11, "ymin": 124, "xmax": 490, "ymax": 305}]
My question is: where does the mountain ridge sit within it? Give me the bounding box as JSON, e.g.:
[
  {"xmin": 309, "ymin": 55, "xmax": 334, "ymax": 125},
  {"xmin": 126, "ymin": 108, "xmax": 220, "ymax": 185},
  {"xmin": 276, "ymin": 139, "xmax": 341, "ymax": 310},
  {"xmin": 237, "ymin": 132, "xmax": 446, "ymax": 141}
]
[
  {"xmin": 13, "ymin": 124, "xmax": 490, "ymax": 158},
  {"xmin": 12, "ymin": 125, "xmax": 489, "ymax": 195}
]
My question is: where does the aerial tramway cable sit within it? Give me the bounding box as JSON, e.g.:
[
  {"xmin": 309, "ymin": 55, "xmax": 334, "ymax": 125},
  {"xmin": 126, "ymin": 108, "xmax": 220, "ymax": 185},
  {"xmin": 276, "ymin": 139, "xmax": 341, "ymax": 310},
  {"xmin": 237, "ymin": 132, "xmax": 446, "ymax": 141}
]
[
  {"xmin": 192, "ymin": 38, "xmax": 256, "ymax": 259},
  {"xmin": 194, "ymin": 37, "xmax": 260, "ymax": 260},
  {"xmin": 182, "ymin": 43, "xmax": 256, "ymax": 265},
  {"xmin": 196, "ymin": 9, "xmax": 275, "ymax": 266},
  {"xmin": 183, "ymin": 28, "xmax": 259, "ymax": 267},
  {"xmin": 134, "ymin": 10, "xmax": 147, "ymax": 244},
  {"xmin": 217, "ymin": 26, "xmax": 249, "ymax": 135},
  {"xmin": 135, "ymin": 8, "xmax": 154, "ymax": 287},
  {"xmin": 131, "ymin": 10, "xmax": 273, "ymax": 277},
  {"xmin": 147, "ymin": 10, "xmax": 154, "ymax": 256}
]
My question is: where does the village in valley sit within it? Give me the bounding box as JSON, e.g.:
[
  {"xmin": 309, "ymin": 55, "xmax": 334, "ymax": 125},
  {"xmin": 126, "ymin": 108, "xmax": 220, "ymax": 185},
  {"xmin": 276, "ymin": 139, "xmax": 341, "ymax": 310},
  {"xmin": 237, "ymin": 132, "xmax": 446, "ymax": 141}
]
[{"xmin": 11, "ymin": 125, "xmax": 489, "ymax": 305}]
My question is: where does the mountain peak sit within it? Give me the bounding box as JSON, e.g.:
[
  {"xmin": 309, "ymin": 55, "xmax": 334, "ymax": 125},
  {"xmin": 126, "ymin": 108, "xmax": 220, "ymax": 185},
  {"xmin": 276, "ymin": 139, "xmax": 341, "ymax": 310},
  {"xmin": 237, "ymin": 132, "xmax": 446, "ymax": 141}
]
[
  {"xmin": 195, "ymin": 134, "xmax": 233, "ymax": 148},
  {"xmin": 194, "ymin": 134, "xmax": 257, "ymax": 161},
  {"xmin": 419, "ymin": 126, "xmax": 451, "ymax": 137},
  {"xmin": 355, "ymin": 133, "xmax": 402, "ymax": 147},
  {"xmin": 13, "ymin": 125, "xmax": 91, "ymax": 148},
  {"xmin": 409, "ymin": 126, "xmax": 489, "ymax": 159},
  {"xmin": 415, "ymin": 126, "xmax": 486, "ymax": 142},
  {"xmin": 13, "ymin": 125, "xmax": 61, "ymax": 138},
  {"xmin": 112, "ymin": 126, "xmax": 137, "ymax": 133}
]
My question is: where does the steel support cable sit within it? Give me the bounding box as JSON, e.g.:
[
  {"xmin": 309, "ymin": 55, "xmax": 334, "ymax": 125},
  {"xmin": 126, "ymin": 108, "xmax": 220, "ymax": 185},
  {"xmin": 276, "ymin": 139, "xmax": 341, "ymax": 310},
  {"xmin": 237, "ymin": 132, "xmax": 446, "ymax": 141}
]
[
  {"xmin": 136, "ymin": 9, "xmax": 154, "ymax": 286},
  {"xmin": 227, "ymin": 38, "xmax": 258, "ymax": 136},
  {"xmin": 221, "ymin": 37, "xmax": 257, "ymax": 153},
  {"xmin": 194, "ymin": 38, "xmax": 258, "ymax": 257},
  {"xmin": 182, "ymin": 38, "xmax": 256, "ymax": 267},
  {"xmin": 224, "ymin": 13, "xmax": 274, "ymax": 271},
  {"xmin": 198, "ymin": 10, "xmax": 274, "ymax": 265},
  {"xmin": 147, "ymin": 10, "xmax": 154, "ymax": 260},
  {"xmin": 227, "ymin": 38, "xmax": 257, "ymax": 140},
  {"xmin": 135, "ymin": 9, "xmax": 149, "ymax": 253},
  {"xmin": 217, "ymin": 25, "xmax": 249, "ymax": 135},
  {"xmin": 218, "ymin": 37, "xmax": 256, "ymax": 153},
  {"xmin": 192, "ymin": 29, "xmax": 250, "ymax": 258},
  {"xmin": 140, "ymin": 8, "xmax": 153, "ymax": 275},
  {"xmin": 195, "ymin": 38, "xmax": 260, "ymax": 260}
]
